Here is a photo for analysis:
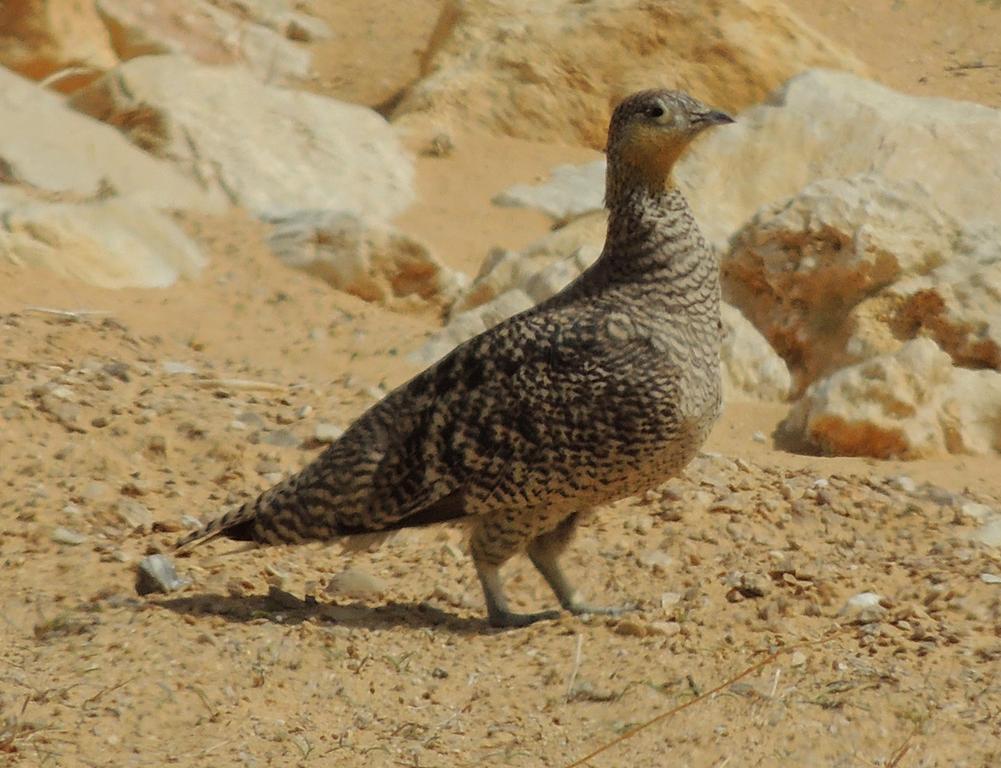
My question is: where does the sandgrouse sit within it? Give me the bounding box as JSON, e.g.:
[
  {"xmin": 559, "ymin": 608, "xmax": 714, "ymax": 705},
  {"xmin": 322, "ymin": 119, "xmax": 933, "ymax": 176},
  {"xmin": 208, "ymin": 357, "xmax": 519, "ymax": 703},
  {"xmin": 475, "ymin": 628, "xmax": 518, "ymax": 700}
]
[{"xmin": 177, "ymin": 89, "xmax": 733, "ymax": 628}]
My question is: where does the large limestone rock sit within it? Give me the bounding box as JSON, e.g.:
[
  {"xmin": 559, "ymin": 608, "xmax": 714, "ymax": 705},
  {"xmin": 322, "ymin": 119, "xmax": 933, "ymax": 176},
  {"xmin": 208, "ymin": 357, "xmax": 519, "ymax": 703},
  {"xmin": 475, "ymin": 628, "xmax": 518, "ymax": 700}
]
[
  {"xmin": 849, "ymin": 240, "xmax": 1001, "ymax": 373},
  {"xmin": 494, "ymin": 70, "xmax": 1001, "ymax": 253},
  {"xmin": 70, "ymin": 56, "xmax": 415, "ymax": 221},
  {"xmin": 784, "ymin": 339, "xmax": 1001, "ymax": 458},
  {"xmin": 414, "ymin": 224, "xmax": 791, "ymax": 401},
  {"xmin": 0, "ymin": 194, "xmax": 204, "ymax": 289},
  {"xmin": 0, "ymin": 65, "xmax": 222, "ymax": 211},
  {"xmin": 266, "ymin": 211, "xmax": 465, "ymax": 310},
  {"xmin": 452, "ymin": 212, "xmax": 607, "ymax": 314},
  {"xmin": 393, "ymin": 0, "xmax": 866, "ymax": 147},
  {"xmin": 0, "ymin": 0, "xmax": 117, "ymax": 91},
  {"xmin": 493, "ymin": 162, "xmax": 606, "ymax": 224},
  {"xmin": 682, "ymin": 69, "xmax": 1001, "ymax": 249},
  {"xmin": 723, "ymin": 174, "xmax": 961, "ymax": 389},
  {"xmin": 720, "ymin": 303, "xmax": 792, "ymax": 402},
  {"xmin": 96, "ymin": 0, "xmax": 315, "ymax": 84}
]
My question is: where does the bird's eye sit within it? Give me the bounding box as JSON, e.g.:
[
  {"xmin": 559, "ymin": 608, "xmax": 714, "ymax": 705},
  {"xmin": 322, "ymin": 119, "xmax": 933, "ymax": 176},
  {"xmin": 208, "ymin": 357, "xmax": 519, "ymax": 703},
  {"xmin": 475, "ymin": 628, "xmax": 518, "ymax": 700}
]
[{"xmin": 647, "ymin": 105, "xmax": 665, "ymax": 119}]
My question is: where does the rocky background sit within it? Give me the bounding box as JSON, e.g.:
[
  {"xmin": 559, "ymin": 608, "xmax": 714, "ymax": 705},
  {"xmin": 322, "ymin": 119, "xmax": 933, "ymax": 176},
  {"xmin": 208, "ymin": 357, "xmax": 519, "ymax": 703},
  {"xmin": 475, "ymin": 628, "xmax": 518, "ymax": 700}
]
[{"xmin": 2, "ymin": 1, "xmax": 1000, "ymax": 766}]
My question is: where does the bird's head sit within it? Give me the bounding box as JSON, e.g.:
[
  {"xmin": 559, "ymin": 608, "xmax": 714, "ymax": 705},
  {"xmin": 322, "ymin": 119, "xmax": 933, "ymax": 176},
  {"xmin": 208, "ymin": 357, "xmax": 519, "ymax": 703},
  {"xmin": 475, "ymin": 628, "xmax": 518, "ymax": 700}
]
[{"xmin": 605, "ymin": 89, "xmax": 733, "ymax": 198}]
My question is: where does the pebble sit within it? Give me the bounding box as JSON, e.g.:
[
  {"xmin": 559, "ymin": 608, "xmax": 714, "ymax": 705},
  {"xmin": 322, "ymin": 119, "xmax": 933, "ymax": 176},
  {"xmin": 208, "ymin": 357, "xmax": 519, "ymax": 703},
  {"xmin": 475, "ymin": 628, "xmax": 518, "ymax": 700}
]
[
  {"xmin": 647, "ymin": 621, "xmax": 681, "ymax": 637},
  {"xmin": 752, "ymin": 431, "xmax": 767, "ymax": 444},
  {"xmin": 711, "ymin": 493, "xmax": 751, "ymax": 513},
  {"xmin": 660, "ymin": 591, "xmax": 682, "ymax": 609},
  {"xmin": 725, "ymin": 571, "xmax": 771, "ymax": 599},
  {"xmin": 638, "ymin": 549, "xmax": 673, "ymax": 572},
  {"xmin": 980, "ymin": 573, "xmax": 1001, "ymax": 585},
  {"xmin": 115, "ymin": 498, "xmax": 153, "ymax": 529},
  {"xmin": 237, "ymin": 411, "xmax": 266, "ymax": 429},
  {"xmin": 161, "ymin": 360, "xmax": 197, "ymax": 375},
  {"xmin": 971, "ymin": 517, "xmax": 1001, "ymax": 548},
  {"xmin": 839, "ymin": 592, "xmax": 887, "ymax": 623},
  {"xmin": 51, "ymin": 526, "xmax": 87, "ymax": 545},
  {"xmin": 261, "ymin": 429, "xmax": 301, "ymax": 448},
  {"xmin": 314, "ymin": 423, "xmax": 345, "ymax": 443},
  {"xmin": 612, "ymin": 619, "xmax": 648, "ymax": 637},
  {"xmin": 789, "ymin": 651, "xmax": 807, "ymax": 667},
  {"xmin": 135, "ymin": 554, "xmax": 190, "ymax": 595},
  {"xmin": 888, "ymin": 475, "xmax": 917, "ymax": 493},
  {"xmin": 325, "ymin": 568, "xmax": 387, "ymax": 599}
]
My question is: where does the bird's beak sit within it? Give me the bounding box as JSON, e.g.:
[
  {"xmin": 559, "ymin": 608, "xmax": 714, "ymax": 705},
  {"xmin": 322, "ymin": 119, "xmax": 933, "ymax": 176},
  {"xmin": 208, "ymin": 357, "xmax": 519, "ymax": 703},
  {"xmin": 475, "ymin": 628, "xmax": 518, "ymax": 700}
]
[{"xmin": 697, "ymin": 110, "xmax": 735, "ymax": 127}]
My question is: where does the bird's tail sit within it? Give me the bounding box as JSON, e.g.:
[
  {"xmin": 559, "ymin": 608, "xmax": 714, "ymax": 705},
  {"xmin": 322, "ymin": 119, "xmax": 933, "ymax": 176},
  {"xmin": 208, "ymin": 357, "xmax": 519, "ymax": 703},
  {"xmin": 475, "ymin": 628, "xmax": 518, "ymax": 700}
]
[{"xmin": 175, "ymin": 473, "xmax": 311, "ymax": 553}]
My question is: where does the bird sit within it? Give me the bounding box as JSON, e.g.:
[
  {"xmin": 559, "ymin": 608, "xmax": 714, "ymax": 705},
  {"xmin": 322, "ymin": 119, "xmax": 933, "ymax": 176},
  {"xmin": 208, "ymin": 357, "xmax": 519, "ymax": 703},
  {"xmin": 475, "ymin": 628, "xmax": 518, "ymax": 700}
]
[{"xmin": 176, "ymin": 89, "xmax": 734, "ymax": 628}]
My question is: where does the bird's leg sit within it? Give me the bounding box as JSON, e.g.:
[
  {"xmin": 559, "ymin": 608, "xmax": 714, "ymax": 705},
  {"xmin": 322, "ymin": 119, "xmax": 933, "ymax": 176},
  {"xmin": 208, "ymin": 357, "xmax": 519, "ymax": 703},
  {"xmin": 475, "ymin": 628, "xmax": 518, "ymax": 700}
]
[
  {"xmin": 471, "ymin": 515, "xmax": 560, "ymax": 628},
  {"xmin": 527, "ymin": 513, "xmax": 633, "ymax": 617},
  {"xmin": 474, "ymin": 560, "xmax": 561, "ymax": 628}
]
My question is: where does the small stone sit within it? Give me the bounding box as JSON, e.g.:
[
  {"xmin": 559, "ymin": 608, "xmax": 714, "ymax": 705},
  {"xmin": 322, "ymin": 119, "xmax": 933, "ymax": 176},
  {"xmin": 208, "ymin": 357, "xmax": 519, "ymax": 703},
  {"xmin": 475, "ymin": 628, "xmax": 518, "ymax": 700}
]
[
  {"xmin": 325, "ymin": 568, "xmax": 387, "ymax": 599},
  {"xmin": 972, "ymin": 518, "xmax": 1001, "ymax": 548},
  {"xmin": 180, "ymin": 514, "xmax": 203, "ymax": 530},
  {"xmin": 161, "ymin": 360, "xmax": 197, "ymax": 375},
  {"xmin": 51, "ymin": 527, "xmax": 86, "ymax": 545},
  {"xmin": 262, "ymin": 429, "xmax": 301, "ymax": 448},
  {"xmin": 314, "ymin": 423, "xmax": 345, "ymax": 443},
  {"xmin": 135, "ymin": 554, "xmax": 190, "ymax": 595},
  {"xmin": 81, "ymin": 481, "xmax": 110, "ymax": 501},
  {"xmin": 638, "ymin": 550, "xmax": 673, "ymax": 572},
  {"xmin": 726, "ymin": 571, "xmax": 771, "ymax": 598},
  {"xmin": 115, "ymin": 498, "xmax": 153, "ymax": 529},
  {"xmin": 647, "ymin": 621, "xmax": 681, "ymax": 637},
  {"xmin": 980, "ymin": 573, "xmax": 1001, "ymax": 585},
  {"xmin": 789, "ymin": 651, "xmax": 807, "ymax": 667},
  {"xmin": 711, "ymin": 493, "xmax": 750, "ymax": 513},
  {"xmin": 102, "ymin": 361, "xmax": 131, "ymax": 382},
  {"xmin": 752, "ymin": 431, "xmax": 767, "ymax": 444},
  {"xmin": 839, "ymin": 592, "xmax": 887, "ymax": 623},
  {"xmin": 297, "ymin": 405, "xmax": 313, "ymax": 419},
  {"xmin": 888, "ymin": 475, "xmax": 917, "ymax": 493},
  {"xmin": 237, "ymin": 411, "xmax": 266, "ymax": 429},
  {"xmin": 612, "ymin": 619, "xmax": 648, "ymax": 637},
  {"xmin": 660, "ymin": 591, "xmax": 682, "ymax": 609}
]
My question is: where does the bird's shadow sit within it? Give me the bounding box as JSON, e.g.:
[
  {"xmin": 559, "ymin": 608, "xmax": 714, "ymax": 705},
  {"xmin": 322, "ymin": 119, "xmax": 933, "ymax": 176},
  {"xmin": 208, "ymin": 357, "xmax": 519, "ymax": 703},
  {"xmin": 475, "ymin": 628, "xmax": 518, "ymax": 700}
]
[{"xmin": 154, "ymin": 587, "xmax": 487, "ymax": 635}]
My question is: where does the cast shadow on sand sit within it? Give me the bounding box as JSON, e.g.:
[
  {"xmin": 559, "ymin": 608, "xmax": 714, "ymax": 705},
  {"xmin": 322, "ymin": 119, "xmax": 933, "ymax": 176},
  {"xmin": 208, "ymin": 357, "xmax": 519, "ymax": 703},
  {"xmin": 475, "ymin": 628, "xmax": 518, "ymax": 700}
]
[{"xmin": 154, "ymin": 587, "xmax": 487, "ymax": 635}]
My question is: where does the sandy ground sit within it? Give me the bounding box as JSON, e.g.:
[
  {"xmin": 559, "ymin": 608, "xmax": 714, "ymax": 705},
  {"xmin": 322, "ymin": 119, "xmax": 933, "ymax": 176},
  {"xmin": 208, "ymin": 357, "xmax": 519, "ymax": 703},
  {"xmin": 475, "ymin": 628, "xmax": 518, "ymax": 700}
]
[{"xmin": 3, "ymin": 1, "xmax": 1001, "ymax": 766}]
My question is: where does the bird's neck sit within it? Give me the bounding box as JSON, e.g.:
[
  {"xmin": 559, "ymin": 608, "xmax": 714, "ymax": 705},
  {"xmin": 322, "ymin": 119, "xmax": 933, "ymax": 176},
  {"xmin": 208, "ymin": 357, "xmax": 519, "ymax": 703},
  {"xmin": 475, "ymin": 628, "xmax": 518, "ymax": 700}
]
[{"xmin": 601, "ymin": 179, "xmax": 704, "ymax": 272}]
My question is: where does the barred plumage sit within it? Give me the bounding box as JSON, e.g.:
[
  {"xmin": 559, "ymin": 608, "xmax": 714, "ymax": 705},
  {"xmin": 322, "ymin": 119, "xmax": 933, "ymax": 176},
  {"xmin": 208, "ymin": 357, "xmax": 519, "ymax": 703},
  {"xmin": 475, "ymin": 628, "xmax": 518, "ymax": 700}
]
[{"xmin": 177, "ymin": 89, "xmax": 734, "ymax": 627}]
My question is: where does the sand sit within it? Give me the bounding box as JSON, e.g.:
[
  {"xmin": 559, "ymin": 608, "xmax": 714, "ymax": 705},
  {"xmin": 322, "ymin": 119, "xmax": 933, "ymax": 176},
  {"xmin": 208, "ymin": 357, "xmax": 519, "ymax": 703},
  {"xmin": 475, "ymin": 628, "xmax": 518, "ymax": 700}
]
[{"xmin": 2, "ymin": 2, "xmax": 1000, "ymax": 766}]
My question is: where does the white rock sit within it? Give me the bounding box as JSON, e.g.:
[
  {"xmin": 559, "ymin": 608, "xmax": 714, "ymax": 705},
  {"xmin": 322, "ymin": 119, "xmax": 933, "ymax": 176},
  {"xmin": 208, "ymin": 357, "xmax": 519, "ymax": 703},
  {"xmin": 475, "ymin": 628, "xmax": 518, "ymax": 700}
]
[
  {"xmin": 682, "ymin": 69, "xmax": 1001, "ymax": 250},
  {"xmin": 839, "ymin": 592, "xmax": 886, "ymax": 623},
  {"xmin": 51, "ymin": 527, "xmax": 87, "ymax": 545},
  {"xmin": 70, "ymin": 56, "xmax": 414, "ymax": 221},
  {"xmin": 96, "ymin": 0, "xmax": 313, "ymax": 83},
  {"xmin": 267, "ymin": 210, "xmax": 464, "ymax": 308},
  {"xmin": 410, "ymin": 289, "xmax": 535, "ymax": 366},
  {"xmin": 784, "ymin": 338, "xmax": 1001, "ymax": 458},
  {"xmin": 723, "ymin": 174, "xmax": 961, "ymax": 388},
  {"xmin": 849, "ymin": 243, "xmax": 1001, "ymax": 374},
  {"xmin": 394, "ymin": 0, "xmax": 865, "ymax": 147},
  {"xmin": 0, "ymin": 197, "xmax": 205, "ymax": 289},
  {"xmin": 313, "ymin": 422, "xmax": 345, "ymax": 444},
  {"xmin": 0, "ymin": 66, "xmax": 221, "ymax": 210},
  {"xmin": 493, "ymin": 161, "xmax": 606, "ymax": 223},
  {"xmin": 325, "ymin": 568, "xmax": 388, "ymax": 599},
  {"xmin": 972, "ymin": 519, "xmax": 1001, "ymax": 548},
  {"xmin": 720, "ymin": 303, "xmax": 792, "ymax": 402},
  {"xmin": 980, "ymin": 573, "xmax": 1001, "ymax": 585}
]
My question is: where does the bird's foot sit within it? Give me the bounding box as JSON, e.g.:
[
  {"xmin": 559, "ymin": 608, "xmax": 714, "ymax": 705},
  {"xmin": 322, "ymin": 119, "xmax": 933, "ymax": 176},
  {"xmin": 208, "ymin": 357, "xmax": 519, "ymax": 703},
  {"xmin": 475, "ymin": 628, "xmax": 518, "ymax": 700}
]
[{"xmin": 487, "ymin": 608, "xmax": 562, "ymax": 629}]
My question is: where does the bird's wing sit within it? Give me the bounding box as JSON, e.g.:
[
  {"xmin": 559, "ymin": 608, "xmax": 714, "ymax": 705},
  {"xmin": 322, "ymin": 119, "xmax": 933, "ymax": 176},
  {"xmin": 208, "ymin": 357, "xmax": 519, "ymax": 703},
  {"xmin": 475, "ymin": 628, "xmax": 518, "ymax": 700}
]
[{"xmin": 360, "ymin": 309, "xmax": 673, "ymax": 525}]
